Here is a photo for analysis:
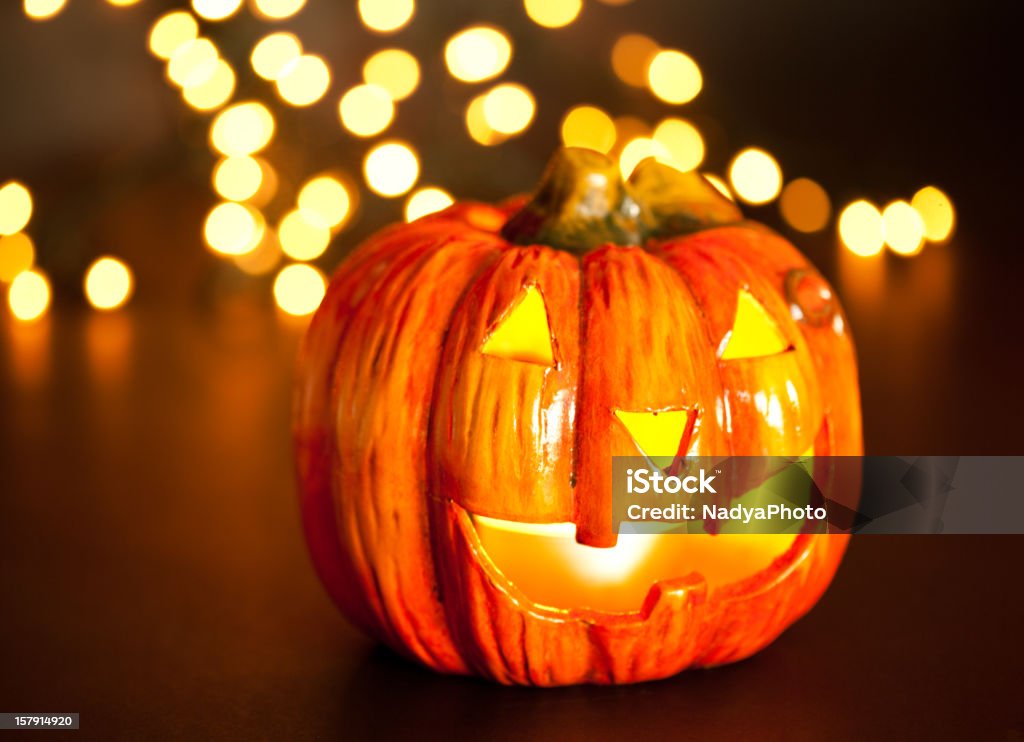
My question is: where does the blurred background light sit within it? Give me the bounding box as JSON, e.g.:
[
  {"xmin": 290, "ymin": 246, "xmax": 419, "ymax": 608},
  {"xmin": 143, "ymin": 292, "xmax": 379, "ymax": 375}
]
[
  {"xmin": 611, "ymin": 34, "xmax": 659, "ymax": 88},
  {"xmin": 84, "ymin": 257, "xmax": 133, "ymax": 311},
  {"xmin": 107, "ymin": 0, "xmax": 142, "ymax": 8},
  {"xmin": 652, "ymin": 117, "xmax": 704, "ymax": 172},
  {"xmin": 275, "ymin": 54, "xmax": 331, "ymax": 107},
  {"xmin": 357, "ymin": 0, "xmax": 414, "ymax": 34},
  {"xmin": 362, "ymin": 49, "xmax": 420, "ymax": 101},
  {"xmin": 0, "ymin": 233, "xmax": 35, "ymax": 283},
  {"xmin": 728, "ymin": 148, "xmax": 782, "ymax": 205},
  {"xmin": 523, "ymin": 0, "xmax": 582, "ymax": 29},
  {"xmin": 703, "ymin": 173, "xmax": 734, "ymax": 201},
  {"xmin": 404, "ymin": 187, "xmax": 453, "ymax": 222},
  {"xmin": 444, "ymin": 26, "xmax": 512, "ymax": 83},
  {"xmin": 167, "ymin": 38, "xmax": 220, "ymax": 89},
  {"xmin": 779, "ymin": 177, "xmax": 831, "ymax": 233},
  {"xmin": 182, "ymin": 59, "xmax": 235, "ymax": 111},
  {"xmin": 618, "ymin": 137, "xmax": 669, "ymax": 179},
  {"xmin": 297, "ymin": 176, "xmax": 351, "ymax": 230},
  {"xmin": 560, "ymin": 105, "xmax": 616, "ymax": 154},
  {"xmin": 838, "ymin": 200, "xmax": 884, "ymax": 257},
  {"xmin": 204, "ymin": 202, "xmax": 264, "ymax": 255},
  {"xmin": 251, "ymin": 0, "xmax": 306, "ymax": 20},
  {"xmin": 213, "ymin": 156, "xmax": 264, "ymax": 202},
  {"xmin": 912, "ymin": 186, "xmax": 955, "ymax": 242},
  {"xmin": 882, "ymin": 200, "xmax": 925, "ymax": 256},
  {"xmin": 465, "ymin": 95, "xmax": 503, "ymax": 146},
  {"xmin": 278, "ymin": 210, "xmax": 330, "ymax": 261},
  {"xmin": 364, "ymin": 141, "xmax": 419, "ymax": 197},
  {"xmin": 7, "ymin": 269, "xmax": 50, "ymax": 321},
  {"xmin": 0, "ymin": 182, "xmax": 33, "ymax": 236},
  {"xmin": 647, "ymin": 49, "xmax": 702, "ymax": 104},
  {"xmin": 24, "ymin": 0, "xmax": 66, "ymax": 21},
  {"xmin": 251, "ymin": 32, "xmax": 303, "ymax": 81},
  {"xmin": 482, "ymin": 83, "xmax": 535, "ymax": 136},
  {"xmin": 148, "ymin": 11, "xmax": 199, "ymax": 60},
  {"xmin": 273, "ymin": 263, "xmax": 326, "ymax": 316},
  {"xmin": 192, "ymin": 0, "xmax": 242, "ymax": 22},
  {"xmin": 338, "ymin": 84, "xmax": 394, "ymax": 137},
  {"xmin": 232, "ymin": 231, "xmax": 281, "ymax": 275},
  {"xmin": 210, "ymin": 102, "xmax": 275, "ymax": 156}
]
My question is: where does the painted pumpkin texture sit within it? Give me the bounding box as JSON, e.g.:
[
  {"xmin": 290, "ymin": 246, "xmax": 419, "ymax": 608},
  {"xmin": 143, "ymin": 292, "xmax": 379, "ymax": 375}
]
[{"xmin": 293, "ymin": 148, "xmax": 862, "ymax": 686}]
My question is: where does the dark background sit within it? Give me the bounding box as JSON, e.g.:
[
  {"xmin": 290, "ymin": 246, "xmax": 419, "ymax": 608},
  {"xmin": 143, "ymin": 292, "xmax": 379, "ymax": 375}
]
[{"xmin": 2, "ymin": 1, "xmax": 1022, "ymax": 739}]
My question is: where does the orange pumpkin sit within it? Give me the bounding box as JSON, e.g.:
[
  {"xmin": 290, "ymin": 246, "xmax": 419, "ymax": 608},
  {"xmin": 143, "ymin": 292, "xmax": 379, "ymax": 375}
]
[{"xmin": 294, "ymin": 148, "xmax": 862, "ymax": 686}]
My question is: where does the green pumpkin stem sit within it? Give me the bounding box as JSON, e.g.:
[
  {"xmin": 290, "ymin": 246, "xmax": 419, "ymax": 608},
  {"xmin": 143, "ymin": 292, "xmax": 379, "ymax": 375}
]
[{"xmin": 501, "ymin": 147, "xmax": 742, "ymax": 253}]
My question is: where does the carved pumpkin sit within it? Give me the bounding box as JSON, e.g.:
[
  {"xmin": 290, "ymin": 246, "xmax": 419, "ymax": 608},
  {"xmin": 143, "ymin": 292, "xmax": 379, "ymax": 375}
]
[{"xmin": 294, "ymin": 148, "xmax": 862, "ymax": 686}]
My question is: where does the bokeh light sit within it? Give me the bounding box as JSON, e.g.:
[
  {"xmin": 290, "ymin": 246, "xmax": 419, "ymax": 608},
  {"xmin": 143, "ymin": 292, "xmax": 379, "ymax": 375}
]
[
  {"xmin": 148, "ymin": 11, "xmax": 199, "ymax": 60},
  {"xmin": 251, "ymin": 32, "xmax": 302, "ymax": 81},
  {"xmin": 882, "ymin": 200, "xmax": 925, "ymax": 256},
  {"xmin": 364, "ymin": 141, "xmax": 419, "ymax": 197},
  {"xmin": 647, "ymin": 50, "xmax": 702, "ymax": 104},
  {"xmin": 362, "ymin": 49, "xmax": 420, "ymax": 101},
  {"xmin": 204, "ymin": 202, "xmax": 264, "ymax": 255},
  {"xmin": 84, "ymin": 257, "xmax": 134, "ymax": 311},
  {"xmin": 191, "ymin": 0, "xmax": 242, "ymax": 22},
  {"xmin": 728, "ymin": 148, "xmax": 782, "ymax": 205},
  {"xmin": 7, "ymin": 269, "xmax": 50, "ymax": 322},
  {"xmin": 405, "ymin": 187, "xmax": 454, "ymax": 222},
  {"xmin": 278, "ymin": 210, "xmax": 330, "ymax": 261},
  {"xmin": 24, "ymin": 0, "xmax": 66, "ymax": 21},
  {"xmin": 652, "ymin": 118, "xmax": 704, "ymax": 172},
  {"xmin": 482, "ymin": 83, "xmax": 535, "ymax": 136},
  {"xmin": 445, "ymin": 26, "xmax": 512, "ymax": 83},
  {"xmin": 232, "ymin": 231, "xmax": 281, "ymax": 275},
  {"xmin": 838, "ymin": 200, "xmax": 884, "ymax": 257},
  {"xmin": 210, "ymin": 102, "xmax": 275, "ymax": 156},
  {"xmin": 297, "ymin": 176, "xmax": 352, "ymax": 229},
  {"xmin": 251, "ymin": 0, "xmax": 306, "ymax": 20},
  {"xmin": 167, "ymin": 38, "xmax": 220, "ymax": 89},
  {"xmin": 0, "ymin": 182, "xmax": 33, "ymax": 236},
  {"xmin": 618, "ymin": 137, "xmax": 670, "ymax": 179},
  {"xmin": 560, "ymin": 106, "xmax": 616, "ymax": 154},
  {"xmin": 611, "ymin": 34, "xmax": 659, "ymax": 88},
  {"xmin": 523, "ymin": 0, "xmax": 582, "ymax": 28},
  {"xmin": 912, "ymin": 186, "xmax": 955, "ymax": 242},
  {"xmin": 465, "ymin": 95, "xmax": 504, "ymax": 146},
  {"xmin": 338, "ymin": 84, "xmax": 394, "ymax": 137},
  {"xmin": 273, "ymin": 263, "xmax": 326, "ymax": 316},
  {"xmin": 213, "ymin": 156, "xmax": 264, "ymax": 202},
  {"xmin": 275, "ymin": 54, "xmax": 331, "ymax": 107},
  {"xmin": 182, "ymin": 59, "xmax": 235, "ymax": 111},
  {"xmin": 107, "ymin": 0, "xmax": 142, "ymax": 6},
  {"xmin": 357, "ymin": 0, "xmax": 414, "ymax": 34},
  {"xmin": 0, "ymin": 233, "xmax": 35, "ymax": 282},
  {"xmin": 779, "ymin": 178, "xmax": 831, "ymax": 233}
]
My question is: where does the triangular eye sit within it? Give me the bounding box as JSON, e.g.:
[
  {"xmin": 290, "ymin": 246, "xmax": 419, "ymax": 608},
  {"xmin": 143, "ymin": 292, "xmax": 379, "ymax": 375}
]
[
  {"xmin": 720, "ymin": 289, "xmax": 791, "ymax": 361},
  {"xmin": 481, "ymin": 286, "xmax": 555, "ymax": 367},
  {"xmin": 614, "ymin": 407, "xmax": 696, "ymax": 459}
]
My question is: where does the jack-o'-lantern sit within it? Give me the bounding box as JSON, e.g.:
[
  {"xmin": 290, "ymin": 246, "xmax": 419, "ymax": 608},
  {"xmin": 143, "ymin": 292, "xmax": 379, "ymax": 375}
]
[{"xmin": 294, "ymin": 148, "xmax": 862, "ymax": 686}]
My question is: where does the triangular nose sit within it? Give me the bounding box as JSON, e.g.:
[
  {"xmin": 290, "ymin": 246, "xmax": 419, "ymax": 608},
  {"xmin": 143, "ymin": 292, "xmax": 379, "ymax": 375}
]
[{"xmin": 614, "ymin": 407, "xmax": 696, "ymax": 459}]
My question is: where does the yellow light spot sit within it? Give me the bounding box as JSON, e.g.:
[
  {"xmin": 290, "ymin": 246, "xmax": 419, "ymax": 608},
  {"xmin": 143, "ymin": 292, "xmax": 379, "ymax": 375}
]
[
  {"xmin": 611, "ymin": 34, "xmax": 658, "ymax": 88},
  {"xmin": 233, "ymin": 231, "xmax": 281, "ymax": 275},
  {"xmin": 191, "ymin": 0, "xmax": 242, "ymax": 21},
  {"xmin": 362, "ymin": 49, "xmax": 420, "ymax": 101},
  {"xmin": 278, "ymin": 210, "xmax": 331, "ymax": 261},
  {"xmin": 204, "ymin": 202, "xmax": 264, "ymax": 255},
  {"xmin": 0, "ymin": 233, "xmax": 35, "ymax": 282},
  {"xmin": 882, "ymin": 200, "xmax": 925, "ymax": 256},
  {"xmin": 647, "ymin": 49, "xmax": 702, "ymax": 105},
  {"xmin": 8, "ymin": 269, "xmax": 50, "ymax": 321},
  {"xmin": 357, "ymin": 0, "xmax": 414, "ymax": 33},
  {"xmin": 838, "ymin": 200, "xmax": 884, "ymax": 257},
  {"xmin": 182, "ymin": 58, "xmax": 235, "ymax": 111},
  {"xmin": 703, "ymin": 174, "xmax": 733, "ymax": 201},
  {"xmin": 84, "ymin": 257, "xmax": 133, "ymax": 311},
  {"xmin": 148, "ymin": 11, "xmax": 199, "ymax": 60},
  {"xmin": 107, "ymin": 0, "xmax": 142, "ymax": 6},
  {"xmin": 252, "ymin": 0, "xmax": 306, "ymax": 20},
  {"xmin": 213, "ymin": 156, "xmax": 263, "ymax": 202},
  {"xmin": 338, "ymin": 84, "xmax": 394, "ymax": 137},
  {"xmin": 273, "ymin": 263, "xmax": 326, "ymax": 316},
  {"xmin": 482, "ymin": 83, "xmax": 535, "ymax": 136},
  {"xmin": 652, "ymin": 118, "xmax": 704, "ymax": 172},
  {"xmin": 721, "ymin": 289, "xmax": 789, "ymax": 360},
  {"xmin": 523, "ymin": 0, "xmax": 581, "ymax": 28},
  {"xmin": 298, "ymin": 176, "xmax": 352, "ymax": 230},
  {"xmin": 465, "ymin": 95, "xmax": 504, "ymax": 146},
  {"xmin": 167, "ymin": 38, "xmax": 220, "ymax": 89},
  {"xmin": 248, "ymin": 158, "xmax": 278, "ymax": 208},
  {"xmin": 614, "ymin": 408, "xmax": 692, "ymax": 458},
  {"xmin": 618, "ymin": 137, "xmax": 670, "ymax": 179},
  {"xmin": 0, "ymin": 182, "xmax": 33, "ymax": 236},
  {"xmin": 24, "ymin": 0, "xmax": 65, "ymax": 20},
  {"xmin": 210, "ymin": 102, "xmax": 275, "ymax": 156},
  {"xmin": 251, "ymin": 33, "xmax": 303, "ymax": 81},
  {"xmin": 482, "ymin": 286, "xmax": 554, "ymax": 366},
  {"xmin": 404, "ymin": 187, "xmax": 453, "ymax": 222},
  {"xmin": 444, "ymin": 26, "xmax": 512, "ymax": 83},
  {"xmin": 275, "ymin": 54, "xmax": 331, "ymax": 107},
  {"xmin": 779, "ymin": 178, "xmax": 831, "ymax": 233},
  {"xmin": 912, "ymin": 186, "xmax": 955, "ymax": 242},
  {"xmin": 364, "ymin": 141, "xmax": 419, "ymax": 197},
  {"xmin": 560, "ymin": 106, "xmax": 616, "ymax": 154},
  {"xmin": 728, "ymin": 148, "xmax": 782, "ymax": 205}
]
